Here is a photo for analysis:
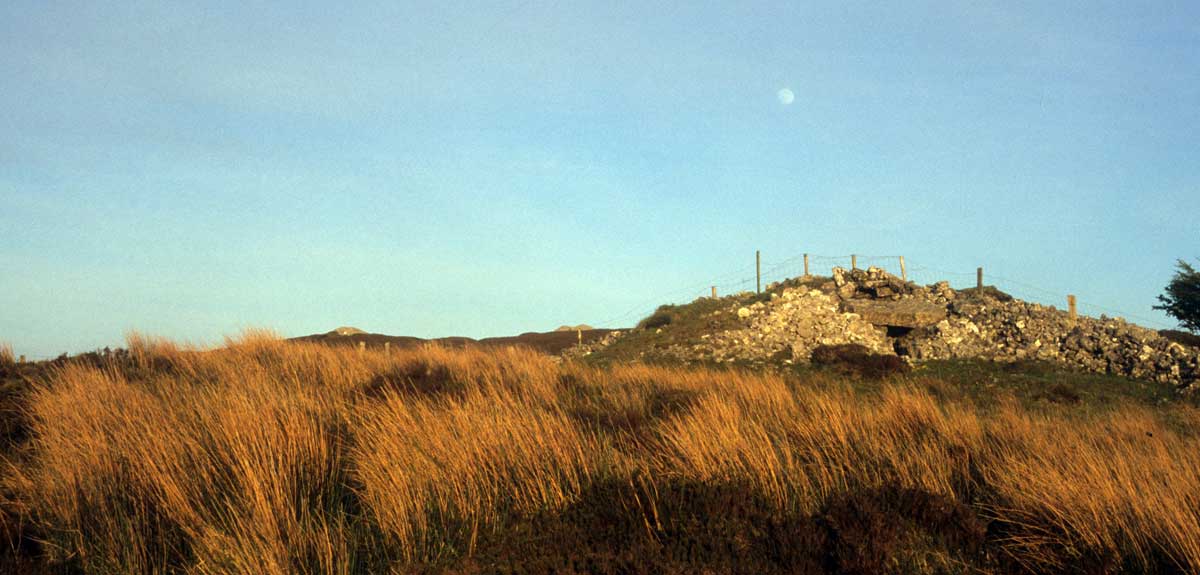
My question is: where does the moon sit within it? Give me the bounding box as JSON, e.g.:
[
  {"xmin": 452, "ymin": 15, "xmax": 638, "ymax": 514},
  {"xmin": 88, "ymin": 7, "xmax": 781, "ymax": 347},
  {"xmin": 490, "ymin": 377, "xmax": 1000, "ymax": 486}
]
[{"xmin": 777, "ymin": 88, "xmax": 795, "ymax": 105}]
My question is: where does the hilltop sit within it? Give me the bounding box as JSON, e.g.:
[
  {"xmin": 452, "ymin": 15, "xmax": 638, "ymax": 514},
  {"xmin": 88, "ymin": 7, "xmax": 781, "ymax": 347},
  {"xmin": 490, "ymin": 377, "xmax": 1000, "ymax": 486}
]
[
  {"xmin": 278, "ymin": 267, "xmax": 1200, "ymax": 393},
  {"xmin": 580, "ymin": 266, "xmax": 1200, "ymax": 393},
  {"xmin": 3, "ymin": 272, "xmax": 1200, "ymax": 574}
]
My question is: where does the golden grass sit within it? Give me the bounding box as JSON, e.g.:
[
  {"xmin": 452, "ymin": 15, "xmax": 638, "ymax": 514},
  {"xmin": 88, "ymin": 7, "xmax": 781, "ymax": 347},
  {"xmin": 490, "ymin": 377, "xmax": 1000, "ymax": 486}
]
[
  {"xmin": 0, "ymin": 342, "xmax": 13, "ymax": 366},
  {"xmin": 5, "ymin": 334, "xmax": 1200, "ymax": 573}
]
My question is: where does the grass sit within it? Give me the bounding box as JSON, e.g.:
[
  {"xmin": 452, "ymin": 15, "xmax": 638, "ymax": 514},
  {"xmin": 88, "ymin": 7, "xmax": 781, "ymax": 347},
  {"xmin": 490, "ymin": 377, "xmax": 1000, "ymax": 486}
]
[
  {"xmin": 2, "ymin": 333, "xmax": 1199, "ymax": 573},
  {"xmin": 590, "ymin": 277, "xmax": 830, "ymax": 366}
]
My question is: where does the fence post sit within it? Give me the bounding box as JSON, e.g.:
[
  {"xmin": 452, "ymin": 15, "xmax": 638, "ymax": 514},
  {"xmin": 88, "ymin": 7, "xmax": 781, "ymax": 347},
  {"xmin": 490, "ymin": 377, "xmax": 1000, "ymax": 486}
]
[
  {"xmin": 577, "ymin": 329, "xmax": 582, "ymax": 346},
  {"xmin": 18, "ymin": 355, "xmax": 24, "ymax": 364},
  {"xmin": 899, "ymin": 256, "xmax": 907, "ymax": 282},
  {"xmin": 1068, "ymin": 295, "xmax": 1077, "ymax": 320},
  {"xmin": 803, "ymin": 254, "xmax": 809, "ymax": 277},
  {"xmin": 756, "ymin": 250, "xmax": 761, "ymax": 294},
  {"xmin": 851, "ymin": 254, "xmax": 857, "ymax": 270},
  {"xmin": 357, "ymin": 341, "xmax": 366, "ymax": 355},
  {"xmin": 711, "ymin": 286, "xmax": 717, "ymax": 298},
  {"xmin": 977, "ymin": 267, "xmax": 983, "ymax": 289},
  {"xmin": 384, "ymin": 341, "xmax": 391, "ymax": 355}
]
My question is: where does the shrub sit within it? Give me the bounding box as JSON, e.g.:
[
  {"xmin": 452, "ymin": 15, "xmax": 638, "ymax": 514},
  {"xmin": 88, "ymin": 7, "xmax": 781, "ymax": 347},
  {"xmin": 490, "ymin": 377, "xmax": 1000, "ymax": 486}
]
[
  {"xmin": 1155, "ymin": 259, "xmax": 1200, "ymax": 333},
  {"xmin": 1035, "ymin": 383, "xmax": 1082, "ymax": 405},
  {"xmin": 1161, "ymin": 329, "xmax": 1200, "ymax": 349},
  {"xmin": 810, "ymin": 343, "xmax": 910, "ymax": 378},
  {"xmin": 638, "ymin": 306, "xmax": 675, "ymax": 330}
]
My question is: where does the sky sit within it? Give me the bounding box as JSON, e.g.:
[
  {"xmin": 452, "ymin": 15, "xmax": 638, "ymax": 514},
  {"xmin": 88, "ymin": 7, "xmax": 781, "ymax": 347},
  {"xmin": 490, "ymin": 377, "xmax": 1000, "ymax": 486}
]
[{"xmin": 2, "ymin": 1, "xmax": 1198, "ymax": 358}]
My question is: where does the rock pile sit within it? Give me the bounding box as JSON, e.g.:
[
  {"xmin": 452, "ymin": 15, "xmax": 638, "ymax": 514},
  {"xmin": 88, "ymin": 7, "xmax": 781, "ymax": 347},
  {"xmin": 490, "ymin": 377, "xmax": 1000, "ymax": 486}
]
[
  {"xmin": 897, "ymin": 293, "xmax": 1200, "ymax": 386},
  {"xmin": 560, "ymin": 330, "xmax": 625, "ymax": 361},
  {"xmin": 832, "ymin": 266, "xmax": 915, "ymax": 300},
  {"xmin": 587, "ymin": 266, "xmax": 1200, "ymax": 391},
  {"xmin": 702, "ymin": 287, "xmax": 892, "ymax": 364}
]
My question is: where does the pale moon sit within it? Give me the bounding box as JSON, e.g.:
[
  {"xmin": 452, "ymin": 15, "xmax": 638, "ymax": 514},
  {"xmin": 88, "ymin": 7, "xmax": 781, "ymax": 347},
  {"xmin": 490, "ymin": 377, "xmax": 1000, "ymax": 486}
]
[{"xmin": 777, "ymin": 88, "xmax": 795, "ymax": 105}]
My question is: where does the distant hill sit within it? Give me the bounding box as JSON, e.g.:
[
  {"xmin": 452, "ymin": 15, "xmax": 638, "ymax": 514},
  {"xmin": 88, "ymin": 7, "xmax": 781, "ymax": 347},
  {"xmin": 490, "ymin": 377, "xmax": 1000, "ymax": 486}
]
[{"xmin": 292, "ymin": 326, "xmax": 615, "ymax": 356}]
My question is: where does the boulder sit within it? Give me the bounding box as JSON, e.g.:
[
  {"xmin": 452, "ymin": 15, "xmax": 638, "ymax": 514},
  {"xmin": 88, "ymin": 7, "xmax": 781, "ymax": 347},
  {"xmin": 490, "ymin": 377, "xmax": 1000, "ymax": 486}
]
[
  {"xmin": 329, "ymin": 326, "xmax": 366, "ymax": 336},
  {"xmin": 841, "ymin": 300, "xmax": 947, "ymax": 328}
]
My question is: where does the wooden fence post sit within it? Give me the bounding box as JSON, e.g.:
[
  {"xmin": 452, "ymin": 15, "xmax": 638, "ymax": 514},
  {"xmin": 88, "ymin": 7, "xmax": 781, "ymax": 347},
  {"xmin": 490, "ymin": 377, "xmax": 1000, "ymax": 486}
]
[
  {"xmin": 357, "ymin": 341, "xmax": 366, "ymax": 355},
  {"xmin": 977, "ymin": 267, "xmax": 983, "ymax": 289},
  {"xmin": 803, "ymin": 254, "xmax": 809, "ymax": 277},
  {"xmin": 756, "ymin": 250, "xmax": 761, "ymax": 294},
  {"xmin": 577, "ymin": 329, "xmax": 583, "ymax": 346},
  {"xmin": 384, "ymin": 342, "xmax": 391, "ymax": 355},
  {"xmin": 1068, "ymin": 295, "xmax": 1077, "ymax": 320},
  {"xmin": 18, "ymin": 355, "xmax": 25, "ymax": 364},
  {"xmin": 711, "ymin": 286, "xmax": 717, "ymax": 298},
  {"xmin": 851, "ymin": 254, "xmax": 857, "ymax": 270},
  {"xmin": 899, "ymin": 256, "xmax": 907, "ymax": 282}
]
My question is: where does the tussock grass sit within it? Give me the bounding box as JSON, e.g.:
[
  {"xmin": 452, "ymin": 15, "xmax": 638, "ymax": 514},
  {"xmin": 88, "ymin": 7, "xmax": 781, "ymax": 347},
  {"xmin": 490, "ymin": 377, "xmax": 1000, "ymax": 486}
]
[{"xmin": 3, "ymin": 334, "xmax": 1200, "ymax": 573}]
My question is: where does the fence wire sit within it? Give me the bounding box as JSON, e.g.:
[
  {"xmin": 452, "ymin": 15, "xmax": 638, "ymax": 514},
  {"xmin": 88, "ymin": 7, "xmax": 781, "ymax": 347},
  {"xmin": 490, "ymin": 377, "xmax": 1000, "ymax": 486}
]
[
  {"xmin": 11, "ymin": 251, "xmax": 1178, "ymax": 359},
  {"xmin": 597, "ymin": 251, "xmax": 1177, "ymax": 331}
]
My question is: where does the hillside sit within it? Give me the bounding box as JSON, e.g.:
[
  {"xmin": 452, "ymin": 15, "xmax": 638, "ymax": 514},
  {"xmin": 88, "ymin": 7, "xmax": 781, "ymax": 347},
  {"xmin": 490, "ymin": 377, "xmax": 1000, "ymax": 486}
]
[
  {"xmin": 2, "ymin": 270, "xmax": 1199, "ymax": 573},
  {"xmin": 583, "ymin": 267, "xmax": 1200, "ymax": 392},
  {"xmin": 5, "ymin": 338, "xmax": 1200, "ymax": 574}
]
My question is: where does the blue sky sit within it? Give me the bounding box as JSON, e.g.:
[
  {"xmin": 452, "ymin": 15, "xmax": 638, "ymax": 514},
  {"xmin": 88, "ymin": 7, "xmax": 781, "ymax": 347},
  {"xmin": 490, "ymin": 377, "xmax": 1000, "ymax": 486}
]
[{"xmin": 2, "ymin": 1, "xmax": 1197, "ymax": 357}]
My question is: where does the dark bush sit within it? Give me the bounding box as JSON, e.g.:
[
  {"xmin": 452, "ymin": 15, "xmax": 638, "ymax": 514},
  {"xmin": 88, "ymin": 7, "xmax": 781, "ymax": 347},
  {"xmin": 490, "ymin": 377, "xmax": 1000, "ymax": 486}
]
[
  {"xmin": 1155, "ymin": 259, "xmax": 1200, "ymax": 333},
  {"xmin": 811, "ymin": 344, "xmax": 910, "ymax": 379},
  {"xmin": 1035, "ymin": 383, "xmax": 1082, "ymax": 405},
  {"xmin": 1161, "ymin": 329, "xmax": 1200, "ymax": 349},
  {"xmin": 821, "ymin": 486, "xmax": 987, "ymax": 575},
  {"xmin": 639, "ymin": 309, "xmax": 674, "ymax": 330}
]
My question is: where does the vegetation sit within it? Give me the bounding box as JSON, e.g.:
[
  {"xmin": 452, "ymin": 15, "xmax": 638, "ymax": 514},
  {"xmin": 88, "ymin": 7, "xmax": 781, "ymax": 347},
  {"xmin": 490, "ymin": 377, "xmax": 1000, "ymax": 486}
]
[
  {"xmin": 1161, "ymin": 329, "xmax": 1200, "ymax": 349},
  {"xmin": 809, "ymin": 343, "xmax": 911, "ymax": 379},
  {"xmin": 1, "ymin": 334, "xmax": 1199, "ymax": 574},
  {"xmin": 593, "ymin": 278, "xmax": 820, "ymax": 366},
  {"xmin": 1155, "ymin": 259, "xmax": 1200, "ymax": 333}
]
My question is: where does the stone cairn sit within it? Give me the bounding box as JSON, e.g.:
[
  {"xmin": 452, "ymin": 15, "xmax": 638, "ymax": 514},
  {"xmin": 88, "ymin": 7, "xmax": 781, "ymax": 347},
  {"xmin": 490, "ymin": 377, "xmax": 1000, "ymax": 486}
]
[{"xmin": 582, "ymin": 266, "xmax": 1200, "ymax": 391}]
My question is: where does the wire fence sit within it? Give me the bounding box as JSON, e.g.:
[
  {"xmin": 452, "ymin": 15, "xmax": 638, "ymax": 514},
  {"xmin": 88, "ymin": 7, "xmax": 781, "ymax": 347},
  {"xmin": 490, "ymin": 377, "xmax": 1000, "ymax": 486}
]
[
  {"xmin": 9, "ymin": 251, "xmax": 1178, "ymax": 361},
  {"xmin": 597, "ymin": 251, "xmax": 1178, "ymax": 332}
]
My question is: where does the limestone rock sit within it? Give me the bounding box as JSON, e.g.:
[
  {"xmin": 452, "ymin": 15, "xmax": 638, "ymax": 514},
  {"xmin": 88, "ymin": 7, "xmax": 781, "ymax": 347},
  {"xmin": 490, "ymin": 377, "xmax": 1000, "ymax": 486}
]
[
  {"xmin": 841, "ymin": 299, "xmax": 947, "ymax": 328},
  {"xmin": 610, "ymin": 266, "xmax": 1200, "ymax": 392},
  {"xmin": 329, "ymin": 327, "xmax": 366, "ymax": 336}
]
